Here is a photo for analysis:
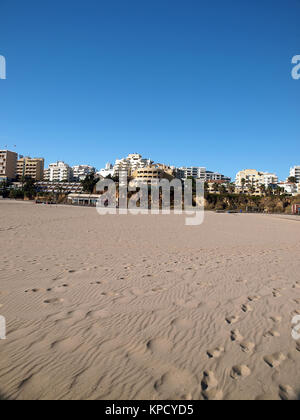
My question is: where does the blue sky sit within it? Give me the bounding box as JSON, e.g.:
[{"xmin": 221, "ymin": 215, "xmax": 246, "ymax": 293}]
[{"xmin": 0, "ymin": 0, "xmax": 299, "ymax": 180}]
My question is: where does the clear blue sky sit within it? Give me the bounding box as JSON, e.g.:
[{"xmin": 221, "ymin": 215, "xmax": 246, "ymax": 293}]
[{"xmin": 0, "ymin": 0, "xmax": 299, "ymax": 180}]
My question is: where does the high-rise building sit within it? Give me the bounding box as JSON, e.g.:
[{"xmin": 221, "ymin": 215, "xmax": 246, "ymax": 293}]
[
  {"xmin": 290, "ymin": 166, "xmax": 300, "ymax": 183},
  {"xmin": 72, "ymin": 165, "xmax": 96, "ymax": 181},
  {"xmin": 0, "ymin": 150, "xmax": 18, "ymax": 181},
  {"xmin": 235, "ymin": 169, "xmax": 278, "ymax": 187},
  {"xmin": 176, "ymin": 167, "xmax": 231, "ymax": 182},
  {"xmin": 17, "ymin": 157, "xmax": 44, "ymax": 181},
  {"xmin": 113, "ymin": 154, "xmax": 153, "ymax": 177},
  {"xmin": 131, "ymin": 164, "xmax": 175, "ymax": 184},
  {"xmin": 176, "ymin": 167, "xmax": 206, "ymax": 180},
  {"xmin": 44, "ymin": 161, "xmax": 72, "ymax": 182}
]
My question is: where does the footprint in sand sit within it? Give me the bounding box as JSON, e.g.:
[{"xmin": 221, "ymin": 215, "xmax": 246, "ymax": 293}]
[
  {"xmin": 154, "ymin": 369, "xmax": 197, "ymax": 398},
  {"xmin": 231, "ymin": 330, "xmax": 243, "ymax": 342},
  {"xmin": 293, "ymin": 299, "xmax": 300, "ymax": 305},
  {"xmin": 226, "ymin": 315, "xmax": 239, "ymax": 325},
  {"xmin": 264, "ymin": 330, "xmax": 280, "ymax": 338},
  {"xmin": 270, "ymin": 316, "xmax": 282, "ymax": 324},
  {"xmin": 86, "ymin": 309, "xmax": 111, "ymax": 319},
  {"xmin": 51, "ymin": 284, "xmax": 69, "ymax": 293},
  {"xmin": 230, "ymin": 365, "xmax": 251, "ymax": 379},
  {"xmin": 272, "ymin": 289, "xmax": 281, "ymax": 298},
  {"xmin": 151, "ymin": 287, "xmax": 165, "ymax": 293},
  {"xmin": 201, "ymin": 370, "xmax": 218, "ymax": 390},
  {"xmin": 292, "ymin": 310, "xmax": 300, "ymax": 316},
  {"xmin": 279, "ymin": 385, "xmax": 297, "ymax": 401},
  {"xmin": 202, "ymin": 388, "xmax": 223, "ymax": 400},
  {"xmin": 241, "ymin": 304, "xmax": 253, "ymax": 313},
  {"xmin": 101, "ymin": 291, "xmax": 117, "ymax": 297},
  {"xmin": 248, "ymin": 295, "xmax": 261, "ymax": 302},
  {"xmin": 207, "ymin": 347, "xmax": 224, "ymax": 359},
  {"xmin": 44, "ymin": 298, "xmax": 64, "ymax": 305},
  {"xmin": 264, "ymin": 353, "xmax": 286, "ymax": 368},
  {"xmin": 147, "ymin": 338, "xmax": 172, "ymax": 354},
  {"xmin": 201, "ymin": 371, "xmax": 223, "ymax": 400},
  {"xmin": 240, "ymin": 341, "xmax": 255, "ymax": 353},
  {"xmin": 25, "ymin": 288, "xmax": 40, "ymax": 293},
  {"xmin": 171, "ymin": 318, "xmax": 194, "ymax": 330}
]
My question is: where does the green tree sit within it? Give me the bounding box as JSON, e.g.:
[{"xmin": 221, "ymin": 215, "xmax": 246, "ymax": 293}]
[
  {"xmin": 23, "ymin": 178, "xmax": 36, "ymax": 199},
  {"xmin": 228, "ymin": 183, "xmax": 235, "ymax": 194},
  {"xmin": 288, "ymin": 176, "xmax": 297, "ymax": 184},
  {"xmin": 219, "ymin": 185, "xmax": 227, "ymax": 194},
  {"xmin": 212, "ymin": 182, "xmax": 219, "ymax": 193},
  {"xmin": 81, "ymin": 173, "xmax": 98, "ymax": 194},
  {"xmin": 241, "ymin": 178, "xmax": 246, "ymax": 193},
  {"xmin": 266, "ymin": 185, "xmax": 274, "ymax": 196},
  {"xmin": 259, "ymin": 184, "xmax": 266, "ymax": 196},
  {"xmin": 0, "ymin": 181, "xmax": 10, "ymax": 198},
  {"xmin": 249, "ymin": 185, "xmax": 256, "ymax": 195},
  {"xmin": 9, "ymin": 189, "xmax": 24, "ymax": 199}
]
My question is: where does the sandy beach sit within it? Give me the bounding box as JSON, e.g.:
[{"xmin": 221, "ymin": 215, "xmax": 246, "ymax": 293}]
[{"xmin": 0, "ymin": 200, "xmax": 299, "ymax": 400}]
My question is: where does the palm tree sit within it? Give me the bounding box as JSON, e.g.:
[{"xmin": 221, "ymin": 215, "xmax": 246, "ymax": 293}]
[
  {"xmin": 241, "ymin": 178, "xmax": 246, "ymax": 193},
  {"xmin": 228, "ymin": 183, "xmax": 235, "ymax": 194},
  {"xmin": 249, "ymin": 185, "xmax": 256, "ymax": 195},
  {"xmin": 259, "ymin": 184, "xmax": 266, "ymax": 196},
  {"xmin": 81, "ymin": 174, "xmax": 98, "ymax": 194},
  {"xmin": 212, "ymin": 183, "xmax": 219, "ymax": 193},
  {"xmin": 219, "ymin": 185, "xmax": 227, "ymax": 194},
  {"xmin": 288, "ymin": 176, "xmax": 297, "ymax": 184}
]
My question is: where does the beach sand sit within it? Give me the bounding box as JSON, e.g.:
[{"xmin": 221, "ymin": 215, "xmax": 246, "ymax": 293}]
[{"xmin": 0, "ymin": 201, "xmax": 299, "ymax": 400}]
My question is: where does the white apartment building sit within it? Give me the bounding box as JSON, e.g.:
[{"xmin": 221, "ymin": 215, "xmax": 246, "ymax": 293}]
[
  {"xmin": 97, "ymin": 162, "xmax": 114, "ymax": 178},
  {"xmin": 113, "ymin": 154, "xmax": 153, "ymax": 177},
  {"xmin": 278, "ymin": 182, "xmax": 299, "ymax": 195},
  {"xmin": 177, "ymin": 167, "xmax": 231, "ymax": 182},
  {"xmin": 261, "ymin": 172, "xmax": 279, "ymax": 187},
  {"xmin": 177, "ymin": 167, "xmax": 206, "ymax": 180},
  {"xmin": 205, "ymin": 171, "xmax": 231, "ymax": 182},
  {"xmin": 0, "ymin": 150, "xmax": 18, "ymax": 181},
  {"xmin": 72, "ymin": 165, "xmax": 96, "ymax": 181},
  {"xmin": 44, "ymin": 161, "xmax": 72, "ymax": 182},
  {"xmin": 290, "ymin": 166, "xmax": 300, "ymax": 183},
  {"xmin": 235, "ymin": 169, "xmax": 278, "ymax": 188}
]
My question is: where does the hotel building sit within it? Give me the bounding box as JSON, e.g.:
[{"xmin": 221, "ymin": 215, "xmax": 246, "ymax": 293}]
[
  {"xmin": 177, "ymin": 167, "xmax": 231, "ymax": 182},
  {"xmin": 113, "ymin": 154, "xmax": 153, "ymax": 177},
  {"xmin": 0, "ymin": 150, "xmax": 18, "ymax": 181},
  {"xmin": 290, "ymin": 166, "xmax": 300, "ymax": 183},
  {"xmin": 17, "ymin": 157, "xmax": 44, "ymax": 181},
  {"xmin": 72, "ymin": 165, "xmax": 96, "ymax": 181},
  {"xmin": 44, "ymin": 161, "xmax": 72, "ymax": 182},
  {"xmin": 131, "ymin": 164, "xmax": 175, "ymax": 184},
  {"xmin": 235, "ymin": 169, "xmax": 278, "ymax": 188},
  {"xmin": 97, "ymin": 163, "xmax": 114, "ymax": 178}
]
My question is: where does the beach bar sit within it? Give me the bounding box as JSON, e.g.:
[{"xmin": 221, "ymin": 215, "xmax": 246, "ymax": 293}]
[
  {"xmin": 68, "ymin": 193, "xmax": 100, "ymax": 206},
  {"xmin": 292, "ymin": 204, "xmax": 300, "ymax": 215}
]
